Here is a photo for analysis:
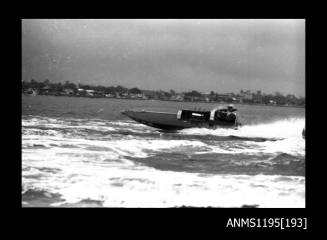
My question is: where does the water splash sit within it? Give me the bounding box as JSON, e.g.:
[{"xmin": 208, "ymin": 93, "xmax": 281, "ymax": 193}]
[{"xmin": 180, "ymin": 118, "xmax": 305, "ymax": 139}]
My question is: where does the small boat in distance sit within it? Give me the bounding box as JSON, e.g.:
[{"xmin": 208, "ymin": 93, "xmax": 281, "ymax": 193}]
[{"xmin": 121, "ymin": 105, "xmax": 241, "ymax": 131}]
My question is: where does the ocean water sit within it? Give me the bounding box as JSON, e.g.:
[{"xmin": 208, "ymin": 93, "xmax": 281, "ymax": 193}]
[{"xmin": 22, "ymin": 95, "xmax": 305, "ymax": 208}]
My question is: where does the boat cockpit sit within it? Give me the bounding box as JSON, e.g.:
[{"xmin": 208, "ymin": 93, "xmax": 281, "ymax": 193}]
[{"xmin": 177, "ymin": 105, "xmax": 237, "ymax": 123}]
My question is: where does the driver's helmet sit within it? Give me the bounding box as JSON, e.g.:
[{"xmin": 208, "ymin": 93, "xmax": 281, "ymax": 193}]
[{"xmin": 227, "ymin": 104, "xmax": 235, "ymax": 110}]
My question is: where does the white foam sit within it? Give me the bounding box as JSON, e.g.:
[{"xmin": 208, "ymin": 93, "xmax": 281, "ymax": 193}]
[
  {"xmin": 22, "ymin": 117, "xmax": 153, "ymax": 136},
  {"xmin": 44, "ymin": 168, "xmax": 305, "ymax": 208},
  {"xmin": 22, "ymin": 144, "xmax": 305, "ymax": 208},
  {"xmin": 201, "ymin": 137, "xmax": 305, "ymax": 156},
  {"xmin": 180, "ymin": 118, "xmax": 305, "ymax": 139},
  {"xmin": 22, "ymin": 116, "xmax": 305, "ymax": 208},
  {"xmin": 180, "ymin": 118, "xmax": 305, "ymax": 156}
]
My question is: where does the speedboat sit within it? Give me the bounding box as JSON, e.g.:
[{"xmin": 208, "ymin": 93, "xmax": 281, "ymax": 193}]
[{"xmin": 121, "ymin": 105, "xmax": 241, "ymax": 131}]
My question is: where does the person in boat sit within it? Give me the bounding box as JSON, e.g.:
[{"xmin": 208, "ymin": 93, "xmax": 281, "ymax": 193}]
[
  {"xmin": 215, "ymin": 104, "xmax": 237, "ymax": 122},
  {"xmin": 227, "ymin": 104, "xmax": 237, "ymax": 112}
]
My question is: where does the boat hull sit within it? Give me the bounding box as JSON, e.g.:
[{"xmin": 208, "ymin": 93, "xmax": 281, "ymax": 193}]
[
  {"xmin": 121, "ymin": 110, "xmax": 239, "ymax": 131},
  {"xmin": 122, "ymin": 110, "xmax": 192, "ymax": 130}
]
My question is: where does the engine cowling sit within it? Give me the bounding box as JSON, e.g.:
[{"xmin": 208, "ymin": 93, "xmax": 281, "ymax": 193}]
[{"xmin": 226, "ymin": 112, "xmax": 236, "ymax": 121}]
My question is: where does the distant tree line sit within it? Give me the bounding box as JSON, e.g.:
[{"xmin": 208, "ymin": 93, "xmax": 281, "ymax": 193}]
[
  {"xmin": 21, "ymin": 79, "xmax": 305, "ymax": 107},
  {"xmin": 21, "ymin": 79, "xmax": 140, "ymax": 95}
]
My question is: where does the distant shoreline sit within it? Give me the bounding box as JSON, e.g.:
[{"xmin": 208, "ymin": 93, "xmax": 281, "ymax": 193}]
[{"xmin": 22, "ymin": 93, "xmax": 305, "ymax": 109}]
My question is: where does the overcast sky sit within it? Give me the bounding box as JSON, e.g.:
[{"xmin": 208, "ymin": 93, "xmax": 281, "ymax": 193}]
[{"xmin": 22, "ymin": 19, "xmax": 305, "ymax": 97}]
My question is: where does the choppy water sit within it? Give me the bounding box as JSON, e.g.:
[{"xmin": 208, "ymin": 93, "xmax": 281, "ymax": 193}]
[{"xmin": 22, "ymin": 96, "xmax": 305, "ymax": 208}]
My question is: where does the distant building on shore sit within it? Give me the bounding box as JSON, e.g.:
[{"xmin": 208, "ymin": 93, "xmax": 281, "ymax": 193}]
[
  {"xmin": 216, "ymin": 93, "xmax": 233, "ymax": 102},
  {"xmin": 24, "ymin": 88, "xmax": 38, "ymax": 96},
  {"xmin": 142, "ymin": 90, "xmax": 157, "ymax": 99},
  {"xmin": 63, "ymin": 88, "xmax": 75, "ymax": 96},
  {"xmin": 77, "ymin": 88, "xmax": 86, "ymax": 96},
  {"xmin": 240, "ymin": 91, "xmax": 253, "ymax": 101},
  {"xmin": 105, "ymin": 93, "xmax": 115, "ymax": 98}
]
